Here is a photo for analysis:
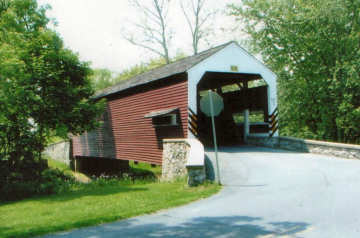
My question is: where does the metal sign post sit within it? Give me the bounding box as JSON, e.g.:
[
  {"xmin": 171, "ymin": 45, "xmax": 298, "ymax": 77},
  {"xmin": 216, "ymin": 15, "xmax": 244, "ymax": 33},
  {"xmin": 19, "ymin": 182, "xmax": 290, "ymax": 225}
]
[
  {"xmin": 208, "ymin": 90, "xmax": 221, "ymax": 185},
  {"xmin": 200, "ymin": 90, "xmax": 224, "ymax": 185}
]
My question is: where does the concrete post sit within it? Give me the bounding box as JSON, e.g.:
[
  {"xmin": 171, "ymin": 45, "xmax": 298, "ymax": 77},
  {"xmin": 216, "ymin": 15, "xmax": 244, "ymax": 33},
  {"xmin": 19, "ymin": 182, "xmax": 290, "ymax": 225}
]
[{"xmin": 244, "ymin": 109, "xmax": 250, "ymax": 143}]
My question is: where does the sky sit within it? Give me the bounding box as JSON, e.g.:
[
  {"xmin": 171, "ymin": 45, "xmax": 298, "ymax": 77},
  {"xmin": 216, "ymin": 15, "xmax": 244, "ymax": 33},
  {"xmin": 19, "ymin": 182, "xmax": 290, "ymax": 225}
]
[{"xmin": 37, "ymin": 0, "xmax": 241, "ymax": 73}]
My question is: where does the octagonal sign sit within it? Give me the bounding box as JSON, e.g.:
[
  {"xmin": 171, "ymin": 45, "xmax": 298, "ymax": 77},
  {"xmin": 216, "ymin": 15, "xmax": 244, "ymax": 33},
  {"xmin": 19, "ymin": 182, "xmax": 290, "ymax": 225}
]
[{"xmin": 200, "ymin": 91, "xmax": 224, "ymax": 117}]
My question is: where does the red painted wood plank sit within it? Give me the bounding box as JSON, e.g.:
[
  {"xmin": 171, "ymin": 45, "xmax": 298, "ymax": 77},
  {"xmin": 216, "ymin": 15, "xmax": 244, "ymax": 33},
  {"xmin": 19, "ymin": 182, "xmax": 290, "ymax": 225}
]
[{"xmin": 72, "ymin": 76, "xmax": 188, "ymax": 165}]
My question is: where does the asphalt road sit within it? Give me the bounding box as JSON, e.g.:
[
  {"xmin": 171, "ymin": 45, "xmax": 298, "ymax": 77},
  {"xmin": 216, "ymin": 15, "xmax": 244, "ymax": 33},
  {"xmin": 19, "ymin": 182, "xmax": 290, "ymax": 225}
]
[{"xmin": 43, "ymin": 146, "xmax": 360, "ymax": 238}]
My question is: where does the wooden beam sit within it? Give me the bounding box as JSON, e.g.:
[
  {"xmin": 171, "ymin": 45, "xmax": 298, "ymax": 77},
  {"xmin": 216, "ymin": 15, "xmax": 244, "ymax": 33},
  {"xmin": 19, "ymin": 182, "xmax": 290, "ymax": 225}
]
[
  {"xmin": 197, "ymin": 72, "xmax": 262, "ymax": 91},
  {"xmin": 243, "ymin": 80, "xmax": 248, "ymax": 89}
]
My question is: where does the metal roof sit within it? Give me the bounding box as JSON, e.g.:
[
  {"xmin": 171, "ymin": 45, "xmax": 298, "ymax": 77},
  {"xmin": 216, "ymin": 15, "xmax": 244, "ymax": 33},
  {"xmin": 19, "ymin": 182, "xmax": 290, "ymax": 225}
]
[{"xmin": 94, "ymin": 41, "xmax": 235, "ymax": 99}]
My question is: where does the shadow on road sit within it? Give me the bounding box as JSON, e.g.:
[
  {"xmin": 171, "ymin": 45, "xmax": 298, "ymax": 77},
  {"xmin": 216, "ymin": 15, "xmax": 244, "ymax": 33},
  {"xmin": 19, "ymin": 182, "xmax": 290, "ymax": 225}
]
[{"xmin": 49, "ymin": 215, "xmax": 309, "ymax": 238}]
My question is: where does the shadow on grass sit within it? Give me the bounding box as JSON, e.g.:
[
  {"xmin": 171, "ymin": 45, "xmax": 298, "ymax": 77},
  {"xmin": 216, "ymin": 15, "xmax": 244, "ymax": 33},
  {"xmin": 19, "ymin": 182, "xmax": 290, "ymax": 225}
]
[
  {"xmin": 128, "ymin": 167, "xmax": 157, "ymax": 181},
  {"xmin": 0, "ymin": 227, "xmax": 11, "ymax": 237},
  {"xmin": 43, "ymin": 215, "xmax": 310, "ymax": 238},
  {"xmin": 0, "ymin": 185, "xmax": 148, "ymax": 207},
  {"xmin": 0, "ymin": 215, "xmax": 126, "ymax": 238},
  {"xmin": 38, "ymin": 185, "xmax": 148, "ymax": 203}
]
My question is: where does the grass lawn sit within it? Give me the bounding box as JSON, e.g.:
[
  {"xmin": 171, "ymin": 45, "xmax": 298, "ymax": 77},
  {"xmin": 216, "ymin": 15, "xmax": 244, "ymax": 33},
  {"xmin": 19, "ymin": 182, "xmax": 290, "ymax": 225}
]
[
  {"xmin": 46, "ymin": 158, "xmax": 91, "ymax": 183},
  {"xmin": 0, "ymin": 160, "xmax": 220, "ymax": 238},
  {"xmin": 128, "ymin": 160, "xmax": 162, "ymax": 178}
]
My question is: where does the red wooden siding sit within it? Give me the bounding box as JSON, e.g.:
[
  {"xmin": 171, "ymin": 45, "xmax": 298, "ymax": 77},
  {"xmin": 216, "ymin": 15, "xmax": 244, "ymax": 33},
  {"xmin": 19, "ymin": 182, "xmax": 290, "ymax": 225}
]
[
  {"xmin": 72, "ymin": 74, "xmax": 188, "ymax": 165},
  {"xmin": 108, "ymin": 75, "xmax": 188, "ymax": 164},
  {"xmin": 72, "ymin": 106, "xmax": 116, "ymax": 159}
]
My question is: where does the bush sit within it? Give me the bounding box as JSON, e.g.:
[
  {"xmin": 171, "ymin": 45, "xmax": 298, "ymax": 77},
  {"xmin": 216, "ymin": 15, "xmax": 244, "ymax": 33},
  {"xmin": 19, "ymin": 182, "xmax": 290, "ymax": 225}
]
[
  {"xmin": 0, "ymin": 160, "xmax": 10, "ymax": 188},
  {"xmin": 0, "ymin": 165, "xmax": 76, "ymax": 202},
  {"xmin": 1, "ymin": 180, "xmax": 39, "ymax": 201},
  {"xmin": 38, "ymin": 168, "xmax": 75, "ymax": 195}
]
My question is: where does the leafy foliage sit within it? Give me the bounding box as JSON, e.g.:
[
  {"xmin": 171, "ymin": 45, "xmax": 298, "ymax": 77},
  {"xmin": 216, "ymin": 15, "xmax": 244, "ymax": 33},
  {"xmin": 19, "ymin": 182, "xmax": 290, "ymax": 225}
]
[
  {"xmin": 0, "ymin": 0, "xmax": 103, "ymax": 198},
  {"xmin": 229, "ymin": 0, "xmax": 360, "ymax": 143},
  {"xmin": 0, "ymin": 156, "xmax": 77, "ymax": 201},
  {"xmin": 91, "ymin": 58, "xmax": 167, "ymax": 91},
  {"xmin": 92, "ymin": 53, "xmax": 186, "ymax": 91},
  {"xmin": 90, "ymin": 68, "xmax": 115, "ymax": 91}
]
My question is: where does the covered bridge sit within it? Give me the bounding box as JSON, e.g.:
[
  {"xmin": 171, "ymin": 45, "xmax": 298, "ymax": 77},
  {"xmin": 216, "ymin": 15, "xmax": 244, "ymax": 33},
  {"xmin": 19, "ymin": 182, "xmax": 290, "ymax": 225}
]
[{"xmin": 72, "ymin": 41, "xmax": 278, "ymax": 167}]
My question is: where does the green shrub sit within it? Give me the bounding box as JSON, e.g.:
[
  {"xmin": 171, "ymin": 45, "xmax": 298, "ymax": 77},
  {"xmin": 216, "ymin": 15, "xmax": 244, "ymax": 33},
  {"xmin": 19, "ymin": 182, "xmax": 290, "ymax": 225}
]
[
  {"xmin": 0, "ymin": 166, "xmax": 76, "ymax": 202},
  {"xmin": 38, "ymin": 168, "xmax": 75, "ymax": 194},
  {"xmin": 1, "ymin": 180, "xmax": 39, "ymax": 201}
]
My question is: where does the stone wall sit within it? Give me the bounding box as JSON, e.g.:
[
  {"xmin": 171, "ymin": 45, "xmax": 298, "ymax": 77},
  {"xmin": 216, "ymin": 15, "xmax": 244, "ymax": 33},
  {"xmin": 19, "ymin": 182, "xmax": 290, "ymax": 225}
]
[
  {"xmin": 162, "ymin": 138, "xmax": 206, "ymax": 186},
  {"xmin": 43, "ymin": 141, "xmax": 70, "ymax": 165},
  {"xmin": 162, "ymin": 139, "xmax": 190, "ymax": 181},
  {"xmin": 248, "ymin": 135, "xmax": 360, "ymax": 160}
]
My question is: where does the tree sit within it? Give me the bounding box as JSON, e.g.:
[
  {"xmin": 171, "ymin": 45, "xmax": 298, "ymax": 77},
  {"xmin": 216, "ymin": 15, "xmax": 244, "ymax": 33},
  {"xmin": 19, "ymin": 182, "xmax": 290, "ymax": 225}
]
[
  {"xmin": 114, "ymin": 57, "xmax": 166, "ymax": 82},
  {"xmin": 92, "ymin": 53, "xmax": 186, "ymax": 92},
  {"xmin": 124, "ymin": 0, "xmax": 172, "ymax": 64},
  {"xmin": 180, "ymin": 0, "xmax": 216, "ymax": 55},
  {"xmin": 90, "ymin": 69, "xmax": 115, "ymax": 91},
  {"xmin": 229, "ymin": 0, "xmax": 360, "ymax": 143},
  {"xmin": 0, "ymin": 0, "xmax": 103, "ymax": 184}
]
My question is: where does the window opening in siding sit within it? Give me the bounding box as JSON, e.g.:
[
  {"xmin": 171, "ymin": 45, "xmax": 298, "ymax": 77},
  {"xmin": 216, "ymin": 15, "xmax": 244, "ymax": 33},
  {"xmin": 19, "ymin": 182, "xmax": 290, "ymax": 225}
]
[
  {"xmin": 152, "ymin": 114, "xmax": 178, "ymax": 126},
  {"xmin": 144, "ymin": 108, "xmax": 179, "ymax": 127}
]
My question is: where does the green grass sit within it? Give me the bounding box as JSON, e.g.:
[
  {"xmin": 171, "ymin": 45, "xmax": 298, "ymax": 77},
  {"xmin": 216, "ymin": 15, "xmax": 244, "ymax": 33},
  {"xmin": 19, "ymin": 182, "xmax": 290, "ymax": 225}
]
[
  {"xmin": 47, "ymin": 159, "xmax": 71, "ymax": 173},
  {"xmin": 47, "ymin": 158, "xmax": 91, "ymax": 183},
  {"xmin": 129, "ymin": 161, "xmax": 162, "ymax": 178},
  {"xmin": 0, "ymin": 162, "xmax": 220, "ymax": 238}
]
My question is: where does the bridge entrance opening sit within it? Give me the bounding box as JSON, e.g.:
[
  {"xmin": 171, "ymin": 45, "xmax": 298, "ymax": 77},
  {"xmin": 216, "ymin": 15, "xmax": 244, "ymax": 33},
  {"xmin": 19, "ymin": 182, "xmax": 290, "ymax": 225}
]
[{"xmin": 196, "ymin": 72, "xmax": 270, "ymax": 147}]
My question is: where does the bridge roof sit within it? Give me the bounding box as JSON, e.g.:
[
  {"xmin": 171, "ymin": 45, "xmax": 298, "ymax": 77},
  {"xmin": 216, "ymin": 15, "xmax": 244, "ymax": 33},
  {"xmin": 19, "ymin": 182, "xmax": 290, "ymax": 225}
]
[{"xmin": 94, "ymin": 41, "xmax": 234, "ymax": 99}]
